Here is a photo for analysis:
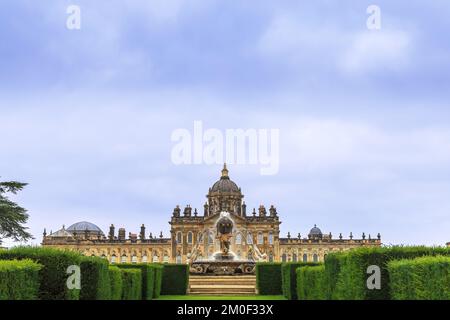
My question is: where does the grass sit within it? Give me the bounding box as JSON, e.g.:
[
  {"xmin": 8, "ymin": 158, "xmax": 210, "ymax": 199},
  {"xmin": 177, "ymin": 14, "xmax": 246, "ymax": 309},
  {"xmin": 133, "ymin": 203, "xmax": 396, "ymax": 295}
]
[{"xmin": 156, "ymin": 295, "xmax": 287, "ymax": 300}]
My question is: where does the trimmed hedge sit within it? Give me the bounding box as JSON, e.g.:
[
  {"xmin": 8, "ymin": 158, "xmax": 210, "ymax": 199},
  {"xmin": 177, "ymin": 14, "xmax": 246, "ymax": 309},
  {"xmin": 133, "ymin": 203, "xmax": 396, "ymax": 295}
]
[
  {"xmin": 160, "ymin": 264, "xmax": 189, "ymax": 295},
  {"xmin": 120, "ymin": 268, "xmax": 142, "ymax": 300},
  {"xmin": 323, "ymin": 252, "xmax": 345, "ymax": 299},
  {"xmin": 0, "ymin": 246, "xmax": 82, "ymax": 300},
  {"xmin": 117, "ymin": 264, "xmax": 156, "ymax": 300},
  {"xmin": 388, "ymin": 255, "xmax": 450, "ymax": 300},
  {"xmin": 108, "ymin": 266, "xmax": 123, "ymax": 300},
  {"xmin": 256, "ymin": 263, "xmax": 282, "ymax": 295},
  {"xmin": 0, "ymin": 259, "xmax": 42, "ymax": 300},
  {"xmin": 297, "ymin": 265, "xmax": 326, "ymax": 300},
  {"xmin": 282, "ymin": 262, "xmax": 319, "ymax": 300},
  {"xmin": 334, "ymin": 246, "xmax": 449, "ymax": 300},
  {"xmin": 80, "ymin": 257, "xmax": 111, "ymax": 300},
  {"xmin": 153, "ymin": 264, "xmax": 163, "ymax": 298}
]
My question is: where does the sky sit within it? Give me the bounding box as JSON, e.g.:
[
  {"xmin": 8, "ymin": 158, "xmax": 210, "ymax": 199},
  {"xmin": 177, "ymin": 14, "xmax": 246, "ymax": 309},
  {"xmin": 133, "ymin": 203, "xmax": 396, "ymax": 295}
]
[{"xmin": 1, "ymin": 0, "xmax": 450, "ymax": 247}]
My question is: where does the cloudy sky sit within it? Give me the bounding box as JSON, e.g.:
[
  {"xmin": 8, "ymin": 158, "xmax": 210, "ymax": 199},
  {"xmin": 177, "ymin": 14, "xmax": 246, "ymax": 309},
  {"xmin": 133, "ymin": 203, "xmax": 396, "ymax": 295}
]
[{"xmin": 1, "ymin": 1, "xmax": 449, "ymax": 247}]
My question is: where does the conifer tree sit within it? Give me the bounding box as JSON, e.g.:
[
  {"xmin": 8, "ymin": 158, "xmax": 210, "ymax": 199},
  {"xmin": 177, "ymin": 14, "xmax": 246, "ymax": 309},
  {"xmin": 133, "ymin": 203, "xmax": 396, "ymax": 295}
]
[{"xmin": 0, "ymin": 180, "xmax": 33, "ymax": 242}]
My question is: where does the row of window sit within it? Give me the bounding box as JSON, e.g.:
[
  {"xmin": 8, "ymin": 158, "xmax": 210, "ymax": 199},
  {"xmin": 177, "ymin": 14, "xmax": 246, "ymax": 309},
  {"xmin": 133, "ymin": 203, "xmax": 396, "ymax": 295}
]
[
  {"xmin": 107, "ymin": 254, "xmax": 170, "ymax": 264},
  {"xmin": 100, "ymin": 252, "xmax": 322, "ymax": 264},
  {"xmin": 176, "ymin": 231, "xmax": 274, "ymax": 245},
  {"xmin": 280, "ymin": 253, "xmax": 324, "ymax": 263}
]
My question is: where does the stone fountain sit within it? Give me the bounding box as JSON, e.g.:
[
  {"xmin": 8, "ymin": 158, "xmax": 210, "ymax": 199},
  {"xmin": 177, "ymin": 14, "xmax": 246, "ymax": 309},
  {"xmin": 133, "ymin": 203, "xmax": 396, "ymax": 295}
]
[{"xmin": 189, "ymin": 214, "xmax": 256, "ymax": 275}]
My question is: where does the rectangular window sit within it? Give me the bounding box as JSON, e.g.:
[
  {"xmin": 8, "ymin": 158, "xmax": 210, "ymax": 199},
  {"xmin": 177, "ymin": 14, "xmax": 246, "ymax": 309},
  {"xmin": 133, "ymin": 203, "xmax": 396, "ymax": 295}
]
[
  {"xmin": 268, "ymin": 232, "xmax": 274, "ymax": 245},
  {"xmin": 257, "ymin": 233, "xmax": 263, "ymax": 244}
]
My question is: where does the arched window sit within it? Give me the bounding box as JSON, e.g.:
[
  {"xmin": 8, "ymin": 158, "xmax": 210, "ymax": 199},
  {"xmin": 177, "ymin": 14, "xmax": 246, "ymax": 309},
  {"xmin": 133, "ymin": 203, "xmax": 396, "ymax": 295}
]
[
  {"xmin": 303, "ymin": 254, "xmax": 308, "ymax": 262},
  {"xmin": 153, "ymin": 252, "xmax": 159, "ymax": 263},
  {"xmin": 268, "ymin": 232, "xmax": 274, "ymax": 245},
  {"xmin": 121, "ymin": 254, "xmax": 127, "ymax": 263},
  {"xmin": 208, "ymin": 232, "xmax": 214, "ymax": 245},
  {"xmin": 187, "ymin": 232, "xmax": 193, "ymax": 244},
  {"xmin": 247, "ymin": 232, "xmax": 253, "ymax": 245},
  {"xmin": 131, "ymin": 255, "xmax": 137, "ymax": 264},
  {"xmin": 142, "ymin": 255, "xmax": 148, "ymax": 263},
  {"xmin": 176, "ymin": 253, "xmax": 182, "ymax": 264},
  {"xmin": 163, "ymin": 253, "xmax": 169, "ymax": 263},
  {"xmin": 257, "ymin": 232, "xmax": 263, "ymax": 245},
  {"xmin": 282, "ymin": 253, "xmax": 287, "ymax": 262},
  {"xmin": 235, "ymin": 233, "xmax": 242, "ymax": 245},
  {"xmin": 176, "ymin": 232, "xmax": 182, "ymax": 244},
  {"xmin": 293, "ymin": 253, "xmax": 297, "ymax": 262},
  {"xmin": 101, "ymin": 254, "xmax": 106, "ymax": 259},
  {"xmin": 111, "ymin": 254, "xmax": 117, "ymax": 264},
  {"xmin": 313, "ymin": 254, "xmax": 318, "ymax": 263}
]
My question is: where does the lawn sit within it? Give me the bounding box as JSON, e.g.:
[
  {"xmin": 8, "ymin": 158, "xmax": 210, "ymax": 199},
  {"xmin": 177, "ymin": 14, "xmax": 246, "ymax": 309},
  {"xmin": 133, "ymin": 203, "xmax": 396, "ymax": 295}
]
[{"xmin": 156, "ymin": 295, "xmax": 287, "ymax": 300}]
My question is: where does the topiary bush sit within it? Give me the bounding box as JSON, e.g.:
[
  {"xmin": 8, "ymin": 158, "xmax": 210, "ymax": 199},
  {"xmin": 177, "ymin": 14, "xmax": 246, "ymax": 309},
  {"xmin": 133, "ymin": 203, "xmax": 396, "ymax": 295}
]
[
  {"xmin": 388, "ymin": 255, "xmax": 450, "ymax": 300},
  {"xmin": 0, "ymin": 246, "xmax": 82, "ymax": 300},
  {"xmin": 120, "ymin": 268, "xmax": 142, "ymax": 300},
  {"xmin": 256, "ymin": 263, "xmax": 282, "ymax": 295},
  {"xmin": 108, "ymin": 266, "xmax": 123, "ymax": 300},
  {"xmin": 296, "ymin": 265, "xmax": 326, "ymax": 300},
  {"xmin": 334, "ymin": 246, "xmax": 449, "ymax": 300},
  {"xmin": 282, "ymin": 262, "xmax": 319, "ymax": 300},
  {"xmin": 0, "ymin": 259, "xmax": 42, "ymax": 300},
  {"xmin": 153, "ymin": 264, "xmax": 163, "ymax": 298},
  {"xmin": 117, "ymin": 264, "xmax": 156, "ymax": 300},
  {"xmin": 160, "ymin": 264, "xmax": 189, "ymax": 295},
  {"xmin": 80, "ymin": 256, "xmax": 111, "ymax": 300}
]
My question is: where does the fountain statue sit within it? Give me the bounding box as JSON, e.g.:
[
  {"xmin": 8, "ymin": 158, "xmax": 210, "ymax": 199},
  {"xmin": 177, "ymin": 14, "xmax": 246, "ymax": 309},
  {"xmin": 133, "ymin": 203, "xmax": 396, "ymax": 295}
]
[
  {"xmin": 190, "ymin": 212, "xmax": 256, "ymax": 275},
  {"xmin": 214, "ymin": 215, "xmax": 233, "ymax": 260}
]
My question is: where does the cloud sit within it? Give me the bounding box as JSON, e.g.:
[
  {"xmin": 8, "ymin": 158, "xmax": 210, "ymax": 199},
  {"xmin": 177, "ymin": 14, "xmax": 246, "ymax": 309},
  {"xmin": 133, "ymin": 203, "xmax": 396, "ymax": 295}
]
[
  {"xmin": 283, "ymin": 118, "xmax": 450, "ymax": 172},
  {"xmin": 339, "ymin": 30, "xmax": 411, "ymax": 74},
  {"xmin": 258, "ymin": 11, "xmax": 413, "ymax": 80},
  {"xmin": 257, "ymin": 13, "xmax": 343, "ymax": 67}
]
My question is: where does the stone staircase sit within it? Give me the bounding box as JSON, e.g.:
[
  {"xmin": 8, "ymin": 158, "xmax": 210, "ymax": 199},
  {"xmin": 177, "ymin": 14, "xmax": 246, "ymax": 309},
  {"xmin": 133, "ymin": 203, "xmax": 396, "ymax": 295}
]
[{"xmin": 188, "ymin": 275, "xmax": 257, "ymax": 296}]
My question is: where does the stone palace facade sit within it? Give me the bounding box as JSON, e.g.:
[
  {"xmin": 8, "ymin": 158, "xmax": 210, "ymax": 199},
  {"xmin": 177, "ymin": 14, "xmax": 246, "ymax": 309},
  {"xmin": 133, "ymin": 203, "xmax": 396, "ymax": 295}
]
[{"xmin": 42, "ymin": 165, "xmax": 381, "ymax": 264}]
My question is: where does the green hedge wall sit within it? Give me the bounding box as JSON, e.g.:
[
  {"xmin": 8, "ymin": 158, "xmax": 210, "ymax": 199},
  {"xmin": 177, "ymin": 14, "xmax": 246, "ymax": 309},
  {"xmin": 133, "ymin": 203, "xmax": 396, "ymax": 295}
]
[
  {"xmin": 256, "ymin": 263, "xmax": 282, "ymax": 295},
  {"xmin": 160, "ymin": 264, "xmax": 189, "ymax": 295},
  {"xmin": 120, "ymin": 268, "xmax": 142, "ymax": 300},
  {"xmin": 323, "ymin": 252, "xmax": 345, "ymax": 299},
  {"xmin": 0, "ymin": 259, "xmax": 42, "ymax": 300},
  {"xmin": 282, "ymin": 262, "xmax": 319, "ymax": 300},
  {"xmin": 117, "ymin": 264, "xmax": 155, "ymax": 300},
  {"xmin": 80, "ymin": 257, "xmax": 111, "ymax": 300},
  {"xmin": 334, "ymin": 246, "xmax": 449, "ymax": 300},
  {"xmin": 296, "ymin": 265, "xmax": 326, "ymax": 300},
  {"xmin": 108, "ymin": 266, "xmax": 123, "ymax": 300},
  {"xmin": 388, "ymin": 255, "xmax": 450, "ymax": 300},
  {"xmin": 153, "ymin": 264, "xmax": 163, "ymax": 298},
  {"xmin": 0, "ymin": 246, "xmax": 82, "ymax": 300}
]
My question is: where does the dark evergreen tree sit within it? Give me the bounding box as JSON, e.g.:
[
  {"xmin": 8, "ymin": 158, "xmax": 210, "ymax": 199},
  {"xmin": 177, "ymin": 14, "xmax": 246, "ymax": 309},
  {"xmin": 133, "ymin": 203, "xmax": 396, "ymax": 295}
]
[{"xmin": 0, "ymin": 180, "xmax": 33, "ymax": 242}]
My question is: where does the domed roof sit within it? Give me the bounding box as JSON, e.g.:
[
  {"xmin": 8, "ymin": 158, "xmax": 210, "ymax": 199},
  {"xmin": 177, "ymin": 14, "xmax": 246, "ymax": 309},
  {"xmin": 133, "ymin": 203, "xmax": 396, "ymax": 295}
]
[
  {"xmin": 309, "ymin": 224, "xmax": 322, "ymax": 236},
  {"xmin": 67, "ymin": 221, "xmax": 104, "ymax": 234},
  {"xmin": 210, "ymin": 164, "xmax": 240, "ymax": 193}
]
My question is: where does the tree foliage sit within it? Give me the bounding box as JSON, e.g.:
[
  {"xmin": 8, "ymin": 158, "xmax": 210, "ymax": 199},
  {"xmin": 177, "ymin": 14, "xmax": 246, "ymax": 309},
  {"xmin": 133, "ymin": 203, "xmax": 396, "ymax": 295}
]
[{"xmin": 0, "ymin": 180, "xmax": 33, "ymax": 242}]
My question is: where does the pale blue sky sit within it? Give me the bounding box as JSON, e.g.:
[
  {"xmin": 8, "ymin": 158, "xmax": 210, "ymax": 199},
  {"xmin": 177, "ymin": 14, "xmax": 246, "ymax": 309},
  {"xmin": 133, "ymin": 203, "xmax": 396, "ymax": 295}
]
[{"xmin": 1, "ymin": 1, "xmax": 450, "ymax": 247}]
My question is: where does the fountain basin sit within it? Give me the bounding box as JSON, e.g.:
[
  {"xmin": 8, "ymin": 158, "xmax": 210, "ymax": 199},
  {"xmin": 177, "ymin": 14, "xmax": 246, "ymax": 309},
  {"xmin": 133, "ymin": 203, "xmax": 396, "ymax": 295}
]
[{"xmin": 190, "ymin": 260, "xmax": 256, "ymax": 275}]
